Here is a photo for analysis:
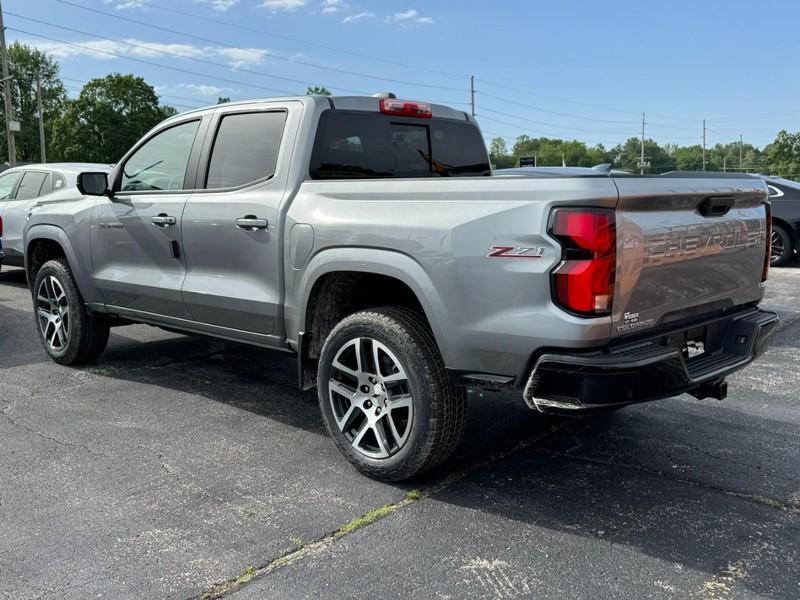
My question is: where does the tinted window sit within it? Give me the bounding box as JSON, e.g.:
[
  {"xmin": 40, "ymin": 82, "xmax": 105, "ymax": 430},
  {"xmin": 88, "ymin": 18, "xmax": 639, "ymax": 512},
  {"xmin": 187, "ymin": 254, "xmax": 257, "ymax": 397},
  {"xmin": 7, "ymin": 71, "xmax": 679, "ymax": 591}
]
[
  {"xmin": 38, "ymin": 173, "xmax": 52, "ymax": 196},
  {"xmin": 206, "ymin": 111, "xmax": 287, "ymax": 189},
  {"xmin": 310, "ymin": 111, "xmax": 490, "ymax": 179},
  {"xmin": 121, "ymin": 120, "xmax": 200, "ymax": 192},
  {"xmin": 0, "ymin": 172, "xmax": 20, "ymax": 200},
  {"xmin": 15, "ymin": 171, "xmax": 48, "ymax": 200}
]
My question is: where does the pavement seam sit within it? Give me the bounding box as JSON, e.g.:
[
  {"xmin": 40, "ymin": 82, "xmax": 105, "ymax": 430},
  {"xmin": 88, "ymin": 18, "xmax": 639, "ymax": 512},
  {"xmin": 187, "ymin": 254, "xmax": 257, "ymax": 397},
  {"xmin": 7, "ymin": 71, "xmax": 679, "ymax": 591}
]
[
  {"xmin": 548, "ymin": 450, "xmax": 800, "ymax": 514},
  {"xmin": 194, "ymin": 417, "xmax": 592, "ymax": 600}
]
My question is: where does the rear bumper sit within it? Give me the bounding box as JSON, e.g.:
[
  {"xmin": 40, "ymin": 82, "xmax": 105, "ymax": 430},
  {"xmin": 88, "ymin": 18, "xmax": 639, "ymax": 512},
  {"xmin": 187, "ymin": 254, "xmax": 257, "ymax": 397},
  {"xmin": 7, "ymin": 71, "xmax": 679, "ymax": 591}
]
[{"xmin": 524, "ymin": 307, "xmax": 779, "ymax": 414}]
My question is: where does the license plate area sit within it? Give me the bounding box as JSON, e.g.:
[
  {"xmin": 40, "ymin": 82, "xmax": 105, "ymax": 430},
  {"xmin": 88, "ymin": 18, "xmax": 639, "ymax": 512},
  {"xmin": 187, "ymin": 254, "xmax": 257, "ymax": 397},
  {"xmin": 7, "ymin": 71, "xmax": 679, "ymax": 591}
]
[{"xmin": 659, "ymin": 321, "xmax": 728, "ymax": 363}]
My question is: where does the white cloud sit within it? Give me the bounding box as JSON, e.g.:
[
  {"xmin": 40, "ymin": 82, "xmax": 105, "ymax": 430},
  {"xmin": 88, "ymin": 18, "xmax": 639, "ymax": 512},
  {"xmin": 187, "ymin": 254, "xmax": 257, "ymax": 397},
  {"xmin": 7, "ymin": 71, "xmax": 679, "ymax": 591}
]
[
  {"xmin": 321, "ymin": 0, "xmax": 345, "ymax": 13},
  {"xmin": 387, "ymin": 8, "xmax": 434, "ymax": 25},
  {"xmin": 181, "ymin": 84, "xmax": 225, "ymax": 96},
  {"xmin": 215, "ymin": 47, "xmax": 269, "ymax": 68},
  {"xmin": 103, "ymin": 0, "xmax": 151, "ymax": 9},
  {"xmin": 203, "ymin": 0, "xmax": 239, "ymax": 11},
  {"xmin": 25, "ymin": 38, "xmax": 269, "ymax": 68},
  {"xmin": 342, "ymin": 11, "xmax": 373, "ymax": 23},
  {"xmin": 260, "ymin": 0, "xmax": 306, "ymax": 11}
]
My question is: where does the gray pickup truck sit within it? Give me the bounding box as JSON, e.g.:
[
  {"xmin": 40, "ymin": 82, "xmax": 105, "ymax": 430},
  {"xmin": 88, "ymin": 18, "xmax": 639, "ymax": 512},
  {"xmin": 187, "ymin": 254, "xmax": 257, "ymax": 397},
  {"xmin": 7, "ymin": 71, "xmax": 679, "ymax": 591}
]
[{"xmin": 24, "ymin": 94, "xmax": 778, "ymax": 480}]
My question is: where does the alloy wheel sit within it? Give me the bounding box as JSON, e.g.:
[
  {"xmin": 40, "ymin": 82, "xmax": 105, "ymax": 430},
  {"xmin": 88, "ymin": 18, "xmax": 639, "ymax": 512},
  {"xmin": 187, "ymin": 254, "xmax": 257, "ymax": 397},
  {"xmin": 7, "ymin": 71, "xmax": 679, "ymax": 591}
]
[
  {"xmin": 36, "ymin": 276, "xmax": 70, "ymax": 352},
  {"xmin": 771, "ymin": 230, "xmax": 785, "ymax": 263},
  {"xmin": 328, "ymin": 337, "xmax": 414, "ymax": 459}
]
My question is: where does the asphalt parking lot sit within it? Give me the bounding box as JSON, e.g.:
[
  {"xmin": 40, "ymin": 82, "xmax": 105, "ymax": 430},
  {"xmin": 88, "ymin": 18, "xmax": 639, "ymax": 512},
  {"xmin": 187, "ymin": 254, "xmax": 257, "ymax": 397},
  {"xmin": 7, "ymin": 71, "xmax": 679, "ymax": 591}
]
[{"xmin": 1, "ymin": 265, "xmax": 799, "ymax": 600}]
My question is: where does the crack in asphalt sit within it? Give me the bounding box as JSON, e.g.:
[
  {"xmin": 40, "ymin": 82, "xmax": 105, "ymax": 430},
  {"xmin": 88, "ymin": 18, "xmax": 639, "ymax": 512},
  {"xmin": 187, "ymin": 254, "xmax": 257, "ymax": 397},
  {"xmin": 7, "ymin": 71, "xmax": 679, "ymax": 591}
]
[
  {"xmin": 1, "ymin": 406, "xmax": 112, "ymax": 457},
  {"xmin": 193, "ymin": 417, "xmax": 593, "ymax": 600},
  {"xmin": 549, "ymin": 450, "xmax": 800, "ymax": 514}
]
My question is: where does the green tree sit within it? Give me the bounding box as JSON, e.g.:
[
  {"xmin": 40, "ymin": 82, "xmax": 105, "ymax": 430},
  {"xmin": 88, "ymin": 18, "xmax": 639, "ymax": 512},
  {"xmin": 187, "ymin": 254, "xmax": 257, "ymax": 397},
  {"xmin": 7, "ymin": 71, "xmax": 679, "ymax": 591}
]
[
  {"xmin": 50, "ymin": 73, "xmax": 176, "ymax": 163},
  {"xmin": 0, "ymin": 42, "xmax": 67, "ymax": 163},
  {"xmin": 612, "ymin": 137, "xmax": 673, "ymax": 173},
  {"xmin": 217, "ymin": 96, "xmax": 231, "ymax": 104},
  {"xmin": 306, "ymin": 86, "xmax": 332, "ymax": 96},
  {"xmin": 766, "ymin": 130, "xmax": 800, "ymax": 178},
  {"xmin": 489, "ymin": 136, "xmax": 515, "ymax": 168}
]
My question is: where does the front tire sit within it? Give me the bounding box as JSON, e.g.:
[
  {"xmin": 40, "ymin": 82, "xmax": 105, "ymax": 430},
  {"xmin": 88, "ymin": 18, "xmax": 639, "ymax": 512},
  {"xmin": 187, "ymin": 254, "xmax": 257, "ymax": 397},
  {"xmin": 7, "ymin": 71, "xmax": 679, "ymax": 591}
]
[
  {"xmin": 33, "ymin": 259, "xmax": 110, "ymax": 365},
  {"xmin": 318, "ymin": 307, "xmax": 466, "ymax": 481},
  {"xmin": 771, "ymin": 224, "xmax": 793, "ymax": 267}
]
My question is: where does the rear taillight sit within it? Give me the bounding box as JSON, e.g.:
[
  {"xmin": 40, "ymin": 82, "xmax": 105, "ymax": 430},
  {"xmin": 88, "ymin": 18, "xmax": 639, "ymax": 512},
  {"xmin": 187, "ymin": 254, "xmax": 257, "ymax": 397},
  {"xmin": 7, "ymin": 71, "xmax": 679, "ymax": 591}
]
[
  {"xmin": 379, "ymin": 98, "xmax": 432, "ymax": 118},
  {"xmin": 762, "ymin": 201, "xmax": 772, "ymax": 282},
  {"xmin": 549, "ymin": 208, "xmax": 616, "ymax": 316}
]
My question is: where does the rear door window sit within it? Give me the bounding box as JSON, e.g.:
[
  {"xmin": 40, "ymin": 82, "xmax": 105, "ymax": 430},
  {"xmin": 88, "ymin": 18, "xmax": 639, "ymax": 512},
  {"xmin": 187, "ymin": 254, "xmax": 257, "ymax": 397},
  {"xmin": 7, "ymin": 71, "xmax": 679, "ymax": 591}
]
[
  {"xmin": 15, "ymin": 171, "xmax": 49, "ymax": 200},
  {"xmin": 205, "ymin": 111, "xmax": 287, "ymax": 189},
  {"xmin": 310, "ymin": 111, "xmax": 490, "ymax": 179},
  {"xmin": 0, "ymin": 171, "xmax": 20, "ymax": 201}
]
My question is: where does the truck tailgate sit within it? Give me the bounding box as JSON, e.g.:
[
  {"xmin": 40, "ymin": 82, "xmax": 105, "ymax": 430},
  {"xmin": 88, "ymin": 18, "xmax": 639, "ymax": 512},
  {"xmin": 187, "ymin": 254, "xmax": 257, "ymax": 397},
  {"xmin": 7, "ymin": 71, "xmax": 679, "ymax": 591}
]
[{"xmin": 611, "ymin": 176, "xmax": 768, "ymax": 338}]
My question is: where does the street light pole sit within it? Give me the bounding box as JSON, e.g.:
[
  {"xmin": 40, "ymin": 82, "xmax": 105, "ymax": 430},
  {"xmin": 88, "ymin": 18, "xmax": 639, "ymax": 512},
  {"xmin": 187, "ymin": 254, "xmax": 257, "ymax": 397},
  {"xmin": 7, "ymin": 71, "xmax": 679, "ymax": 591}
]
[{"xmin": 0, "ymin": 0, "xmax": 16, "ymax": 166}]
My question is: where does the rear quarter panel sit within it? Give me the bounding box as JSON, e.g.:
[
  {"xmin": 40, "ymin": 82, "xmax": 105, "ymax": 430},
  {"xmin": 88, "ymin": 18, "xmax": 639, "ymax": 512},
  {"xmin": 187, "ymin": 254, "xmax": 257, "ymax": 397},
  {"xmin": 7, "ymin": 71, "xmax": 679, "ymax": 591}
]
[{"xmin": 285, "ymin": 176, "xmax": 619, "ymax": 379}]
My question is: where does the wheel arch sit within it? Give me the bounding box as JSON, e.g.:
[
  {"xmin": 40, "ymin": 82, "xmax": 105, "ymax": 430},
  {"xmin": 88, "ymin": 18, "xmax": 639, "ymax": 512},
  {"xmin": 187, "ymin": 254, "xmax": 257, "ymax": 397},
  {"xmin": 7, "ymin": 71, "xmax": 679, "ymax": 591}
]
[
  {"xmin": 292, "ymin": 247, "xmax": 452, "ymax": 389},
  {"xmin": 25, "ymin": 226, "xmax": 91, "ymax": 299}
]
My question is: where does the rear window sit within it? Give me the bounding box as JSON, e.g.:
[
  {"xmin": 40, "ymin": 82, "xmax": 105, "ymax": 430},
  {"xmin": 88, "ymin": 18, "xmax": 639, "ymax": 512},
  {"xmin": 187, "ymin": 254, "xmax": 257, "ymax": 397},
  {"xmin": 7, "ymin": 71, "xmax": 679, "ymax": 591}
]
[{"xmin": 310, "ymin": 111, "xmax": 490, "ymax": 179}]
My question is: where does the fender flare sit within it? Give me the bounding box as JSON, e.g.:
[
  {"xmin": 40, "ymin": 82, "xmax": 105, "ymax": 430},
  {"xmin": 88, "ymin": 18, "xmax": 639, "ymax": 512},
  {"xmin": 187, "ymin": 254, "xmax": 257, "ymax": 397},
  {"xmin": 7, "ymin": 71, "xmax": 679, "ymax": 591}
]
[
  {"xmin": 294, "ymin": 246, "xmax": 453, "ymax": 365},
  {"xmin": 25, "ymin": 225, "xmax": 94, "ymax": 302}
]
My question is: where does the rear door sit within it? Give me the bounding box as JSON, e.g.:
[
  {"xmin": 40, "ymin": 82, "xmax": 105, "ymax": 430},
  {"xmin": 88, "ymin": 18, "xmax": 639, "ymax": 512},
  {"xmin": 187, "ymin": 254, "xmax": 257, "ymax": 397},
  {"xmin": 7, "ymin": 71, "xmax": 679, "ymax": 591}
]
[
  {"xmin": 180, "ymin": 102, "xmax": 296, "ymax": 335},
  {"xmin": 91, "ymin": 117, "xmax": 207, "ymax": 318},
  {"xmin": 612, "ymin": 176, "xmax": 768, "ymax": 338}
]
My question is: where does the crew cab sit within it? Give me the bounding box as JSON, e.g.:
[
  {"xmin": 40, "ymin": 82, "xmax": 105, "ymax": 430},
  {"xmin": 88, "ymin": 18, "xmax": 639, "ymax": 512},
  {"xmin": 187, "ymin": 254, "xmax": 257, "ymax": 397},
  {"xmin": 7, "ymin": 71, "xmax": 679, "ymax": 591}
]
[{"xmin": 24, "ymin": 95, "xmax": 777, "ymax": 480}]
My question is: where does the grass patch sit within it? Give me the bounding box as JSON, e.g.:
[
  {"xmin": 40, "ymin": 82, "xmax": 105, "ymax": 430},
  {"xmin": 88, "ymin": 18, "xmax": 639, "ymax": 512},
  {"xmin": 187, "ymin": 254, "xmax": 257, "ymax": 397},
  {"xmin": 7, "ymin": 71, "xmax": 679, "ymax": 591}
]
[{"xmin": 337, "ymin": 504, "xmax": 397, "ymax": 536}]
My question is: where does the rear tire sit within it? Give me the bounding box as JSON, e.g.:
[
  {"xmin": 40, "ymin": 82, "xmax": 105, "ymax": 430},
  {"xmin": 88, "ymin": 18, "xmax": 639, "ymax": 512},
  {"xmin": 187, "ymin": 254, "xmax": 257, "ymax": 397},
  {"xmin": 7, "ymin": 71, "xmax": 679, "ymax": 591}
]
[
  {"xmin": 770, "ymin": 224, "xmax": 793, "ymax": 267},
  {"xmin": 318, "ymin": 307, "xmax": 466, "ymax": 481},
  {"xmin": 32, "ymin": 259, "xmax": 110, "ymax": 365}
]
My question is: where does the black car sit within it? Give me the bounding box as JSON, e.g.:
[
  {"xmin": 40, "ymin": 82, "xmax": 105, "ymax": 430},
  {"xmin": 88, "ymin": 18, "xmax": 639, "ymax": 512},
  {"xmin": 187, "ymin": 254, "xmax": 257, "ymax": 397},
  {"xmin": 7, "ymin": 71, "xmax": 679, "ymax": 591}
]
[{"xmin": 764, "ymin": 177, "xmax": 800, "ymax": 266}]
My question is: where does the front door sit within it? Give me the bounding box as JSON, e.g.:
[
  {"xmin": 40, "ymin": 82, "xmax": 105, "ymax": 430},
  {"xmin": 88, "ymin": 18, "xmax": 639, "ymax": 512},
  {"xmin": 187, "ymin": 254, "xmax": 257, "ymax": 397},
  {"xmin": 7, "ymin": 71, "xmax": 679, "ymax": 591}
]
[
  {"xmin": 91, "ymin": 118, "xmax": 204, "ymax": 319},
  {"xmin": 180, "ymin": 105, "xmax": 293, "ymax": 335}
]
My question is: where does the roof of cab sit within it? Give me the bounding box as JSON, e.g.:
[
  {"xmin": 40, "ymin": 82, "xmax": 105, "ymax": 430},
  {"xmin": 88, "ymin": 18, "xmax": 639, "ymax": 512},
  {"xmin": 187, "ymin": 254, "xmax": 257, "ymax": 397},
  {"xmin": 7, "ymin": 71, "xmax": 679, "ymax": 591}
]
[{"xmin": 167, "ymin": 95, "xmax": 473, "ymax": 123}]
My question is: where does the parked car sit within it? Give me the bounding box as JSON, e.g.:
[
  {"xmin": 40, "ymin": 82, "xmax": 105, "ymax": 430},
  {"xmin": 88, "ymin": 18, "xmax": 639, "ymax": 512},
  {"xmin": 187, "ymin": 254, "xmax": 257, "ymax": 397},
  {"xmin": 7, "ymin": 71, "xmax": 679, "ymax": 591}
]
[
  {"xmin": 24, "ymin": 95, "xmax": 777, "ymax": 480},
  {"xmin": 758, "ymin": 176, "xmax": 800, "ymax": 267},
  {"xmin": 0, "ymin": 163, "xmax": 111, "ymax": 271}
]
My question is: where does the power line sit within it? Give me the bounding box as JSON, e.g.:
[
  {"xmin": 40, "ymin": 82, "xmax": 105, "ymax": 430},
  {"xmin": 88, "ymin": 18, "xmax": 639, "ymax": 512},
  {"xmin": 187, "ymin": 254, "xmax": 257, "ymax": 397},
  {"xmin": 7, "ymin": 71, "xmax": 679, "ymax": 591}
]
[
  {"xmin": 477, "ymin": 90, "xmax": 645, "ymax": 125},
  {"xmin": 8, "ymin": 12, "xmax": 376, "ymax": 96},
  {"xmin": 479, "ymin": 106, "xmax": 636, "ymax": 135},
  {"xmin": 139, "ymin": 0, "xmax": 467, "ymax": 83},
  {"xmin": 8, "ymin": 28, "xmax": 302, "ymax": 96},
  {"xmin": 53, "ymin": 0, "xmax": 468, "ymax": 94}
]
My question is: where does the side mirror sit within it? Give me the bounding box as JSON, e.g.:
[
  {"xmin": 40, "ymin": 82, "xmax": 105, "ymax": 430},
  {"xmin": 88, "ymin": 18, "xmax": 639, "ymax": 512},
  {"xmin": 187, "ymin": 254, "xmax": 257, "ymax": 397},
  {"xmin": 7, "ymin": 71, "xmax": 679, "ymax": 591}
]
[{"xmin": 77, "ymin": 172, "xmax": 110, "ymax": 197}]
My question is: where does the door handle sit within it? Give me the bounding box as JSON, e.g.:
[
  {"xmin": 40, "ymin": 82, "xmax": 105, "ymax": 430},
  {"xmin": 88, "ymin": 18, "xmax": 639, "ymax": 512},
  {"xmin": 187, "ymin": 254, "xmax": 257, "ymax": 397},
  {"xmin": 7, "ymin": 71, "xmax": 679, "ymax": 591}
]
[
  {"xmin": 151, "ymin": 214, "xmax": 177, "ymax": 227},
  {"xmin": 235, "ymin": 215, "xmax": 269, "ymax": 231}
]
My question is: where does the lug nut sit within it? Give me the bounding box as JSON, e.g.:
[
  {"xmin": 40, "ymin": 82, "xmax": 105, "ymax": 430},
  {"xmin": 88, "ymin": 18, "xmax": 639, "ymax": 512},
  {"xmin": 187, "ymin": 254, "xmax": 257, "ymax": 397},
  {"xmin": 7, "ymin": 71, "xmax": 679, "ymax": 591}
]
[
  {"xmin": 364, "ymin": 400, "xmax": 372, "ymax": 409},
  {"xmin": 375, "ymin": 407, "xmax": 382, "ymax": 415},
  {"xmin": 360, "ymin": 385, "xmax": 370, "ymax": 393}
]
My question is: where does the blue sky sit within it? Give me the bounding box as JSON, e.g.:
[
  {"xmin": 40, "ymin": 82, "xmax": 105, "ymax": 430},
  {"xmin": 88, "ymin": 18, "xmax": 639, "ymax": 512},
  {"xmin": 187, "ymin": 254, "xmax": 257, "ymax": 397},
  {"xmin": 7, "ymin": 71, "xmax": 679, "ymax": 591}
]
[{"xmin": 6, "ymin": 0, "xmax": 799, "ymax": 151}]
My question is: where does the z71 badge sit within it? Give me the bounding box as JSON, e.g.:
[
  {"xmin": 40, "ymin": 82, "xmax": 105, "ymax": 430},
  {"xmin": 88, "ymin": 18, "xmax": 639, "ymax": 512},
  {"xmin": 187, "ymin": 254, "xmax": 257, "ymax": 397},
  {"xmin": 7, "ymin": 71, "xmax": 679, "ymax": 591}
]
[{"xmin": 487, "ymin": 245, "xmax": 546, "ymax": 258}]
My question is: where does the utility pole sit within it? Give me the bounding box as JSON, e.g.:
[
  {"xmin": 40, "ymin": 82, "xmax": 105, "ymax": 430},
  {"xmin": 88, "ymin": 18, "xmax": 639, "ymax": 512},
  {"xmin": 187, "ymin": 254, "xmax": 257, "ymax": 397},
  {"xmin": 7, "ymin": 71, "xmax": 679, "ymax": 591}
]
[
  {"xmin": 723, "ymin": 156, "xmax": 727, "ymax": 172},
  {"xmin": 702, "ymin": 119, "xmax": 707, "ymax": 171},
  {"xmin": 36, "ymin": 75, "xmax": 45, "ymax": 163},
  {"xmin": 739, "ymin": 134, "xmax": 743, "ymax": 172},
  {"xmin": 640, "ymin": 112, "xmax": 646, "ymax": 174},
  {"xmin": 0, "ymin": 0, "xmax": 17, "ymax": 167},
  {"xmin": 469, "ymin": 75, "xmax": 475, "ymax": 118}
]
